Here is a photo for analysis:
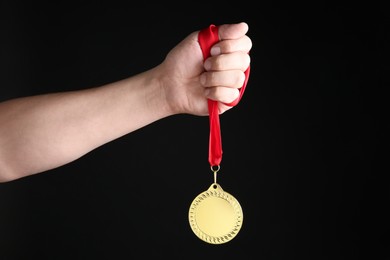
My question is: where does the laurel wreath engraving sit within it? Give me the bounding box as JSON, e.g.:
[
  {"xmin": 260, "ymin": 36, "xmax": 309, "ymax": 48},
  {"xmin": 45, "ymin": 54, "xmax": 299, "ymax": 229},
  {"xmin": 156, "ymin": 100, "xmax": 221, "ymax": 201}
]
[{"xmin": 188, "ymin": 184, "xmax": 243, "ymax": 244}]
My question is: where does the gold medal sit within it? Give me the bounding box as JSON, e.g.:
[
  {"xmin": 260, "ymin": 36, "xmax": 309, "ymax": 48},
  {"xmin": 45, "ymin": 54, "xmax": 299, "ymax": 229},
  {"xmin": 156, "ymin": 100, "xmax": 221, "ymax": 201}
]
[{"xmin": 188, "ymin": 167, "xmax": 243, "ymax": 244}]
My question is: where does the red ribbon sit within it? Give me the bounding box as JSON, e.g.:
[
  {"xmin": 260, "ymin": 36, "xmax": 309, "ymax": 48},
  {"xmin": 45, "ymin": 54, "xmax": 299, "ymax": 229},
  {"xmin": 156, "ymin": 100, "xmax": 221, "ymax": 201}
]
[{"xmin": 198, "ymin": 24, "xmax": 250, "ymax": 167}]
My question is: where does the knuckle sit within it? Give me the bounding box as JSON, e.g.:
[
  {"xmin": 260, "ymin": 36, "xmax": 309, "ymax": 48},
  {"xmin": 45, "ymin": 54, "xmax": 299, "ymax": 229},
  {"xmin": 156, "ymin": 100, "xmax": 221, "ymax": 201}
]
[
  {"xmin": 244, "ymin": 54, "xmax": 251, "ymax": 68},
  {"xmin": 236, "ymin": 71, "xmax": 246, "ymax": 87}
]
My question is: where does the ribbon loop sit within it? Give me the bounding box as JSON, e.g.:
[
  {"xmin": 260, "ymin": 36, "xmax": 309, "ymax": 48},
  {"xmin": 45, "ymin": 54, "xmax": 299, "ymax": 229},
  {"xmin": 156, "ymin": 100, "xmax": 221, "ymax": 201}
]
[{"xmin": 198, "ymin": 24, "xmax": 250, "ymax": 166}]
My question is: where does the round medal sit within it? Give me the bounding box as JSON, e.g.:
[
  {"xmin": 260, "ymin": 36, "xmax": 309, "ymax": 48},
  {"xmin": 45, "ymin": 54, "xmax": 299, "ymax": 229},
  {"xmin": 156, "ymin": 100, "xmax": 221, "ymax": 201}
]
[{"xmin": 188, "ymin": 183, "xmax": 243, "ymax": 244}]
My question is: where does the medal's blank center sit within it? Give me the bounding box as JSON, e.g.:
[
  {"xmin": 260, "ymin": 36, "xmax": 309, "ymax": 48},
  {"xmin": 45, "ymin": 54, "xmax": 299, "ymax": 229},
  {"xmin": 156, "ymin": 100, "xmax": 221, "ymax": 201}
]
[{"xmin": 196, "ymin": 197, "xmax": 235, "ymax": 237}]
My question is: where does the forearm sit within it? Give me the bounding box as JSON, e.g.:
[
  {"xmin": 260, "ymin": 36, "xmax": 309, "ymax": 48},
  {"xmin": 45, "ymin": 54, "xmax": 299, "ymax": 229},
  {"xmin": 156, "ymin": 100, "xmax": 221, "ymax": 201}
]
[{"xmin": 0, "ymin": 68, "xmax": 171, "ymax": 181}]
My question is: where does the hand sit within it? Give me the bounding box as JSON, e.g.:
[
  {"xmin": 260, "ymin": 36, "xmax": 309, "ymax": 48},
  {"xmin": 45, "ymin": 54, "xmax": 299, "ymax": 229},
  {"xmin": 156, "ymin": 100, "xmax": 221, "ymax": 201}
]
[{"xmin": 157, "ymin": 22, "xmax": 252, "ymax": 116}]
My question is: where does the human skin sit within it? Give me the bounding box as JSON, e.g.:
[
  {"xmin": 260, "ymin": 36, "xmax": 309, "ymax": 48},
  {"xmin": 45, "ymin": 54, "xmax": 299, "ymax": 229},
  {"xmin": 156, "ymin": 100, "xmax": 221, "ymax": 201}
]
[{"xmin": 0, "ymin": 22, "xmax": 252, "ymax": 182}]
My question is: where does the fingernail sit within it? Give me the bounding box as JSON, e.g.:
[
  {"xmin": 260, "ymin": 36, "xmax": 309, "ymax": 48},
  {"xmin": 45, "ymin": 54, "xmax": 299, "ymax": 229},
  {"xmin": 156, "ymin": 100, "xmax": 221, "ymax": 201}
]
[{"xmin": 210, "ymin": 46, "xmax": 221, "ymax": 56}]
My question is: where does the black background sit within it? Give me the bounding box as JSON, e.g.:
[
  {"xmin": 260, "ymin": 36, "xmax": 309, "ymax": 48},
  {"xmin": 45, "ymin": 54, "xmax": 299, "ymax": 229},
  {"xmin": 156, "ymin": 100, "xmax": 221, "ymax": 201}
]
[{"xmin": 0, "ymin": 2, "xmax": 388, "ymax": 259}]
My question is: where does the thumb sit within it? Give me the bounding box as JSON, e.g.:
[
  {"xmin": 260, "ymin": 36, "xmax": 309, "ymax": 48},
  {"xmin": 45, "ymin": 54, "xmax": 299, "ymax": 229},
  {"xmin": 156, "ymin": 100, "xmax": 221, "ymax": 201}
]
[{"xmin": 217, "ymin": 22, "xmax": 249, "ymax": 41}]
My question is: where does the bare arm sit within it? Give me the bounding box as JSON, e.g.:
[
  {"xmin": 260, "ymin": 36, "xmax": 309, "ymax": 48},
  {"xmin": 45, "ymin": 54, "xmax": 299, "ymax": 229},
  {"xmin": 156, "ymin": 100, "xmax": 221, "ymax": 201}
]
[
  {"xmin": 0, "ymin": 22, "xmax": 252, "ymax": 182},
  {"xmin": 0, "ymin": 70, "xmax": 169, "ymax": 180}
]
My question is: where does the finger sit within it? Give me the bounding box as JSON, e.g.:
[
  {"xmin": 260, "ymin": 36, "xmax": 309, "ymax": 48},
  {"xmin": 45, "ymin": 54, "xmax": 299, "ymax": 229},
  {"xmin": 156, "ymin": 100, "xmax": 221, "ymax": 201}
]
[
  {"xmin": 217, "ymin": 22, "xmax": 249, "ymax": 41},
  {"xmin": 210, "ymin": 35, "xmax": 252, "ymax": 56},
  {"xmin": 204, "ymin": 52, "xmax": 251, "ymax": 72},
  {"xmin": 201, "ymin": 70, "xmax": 246, "ymax": 89},
  {"xmin": 205, "ymin": 86, "xmax": 240, "ymax": 104}
]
